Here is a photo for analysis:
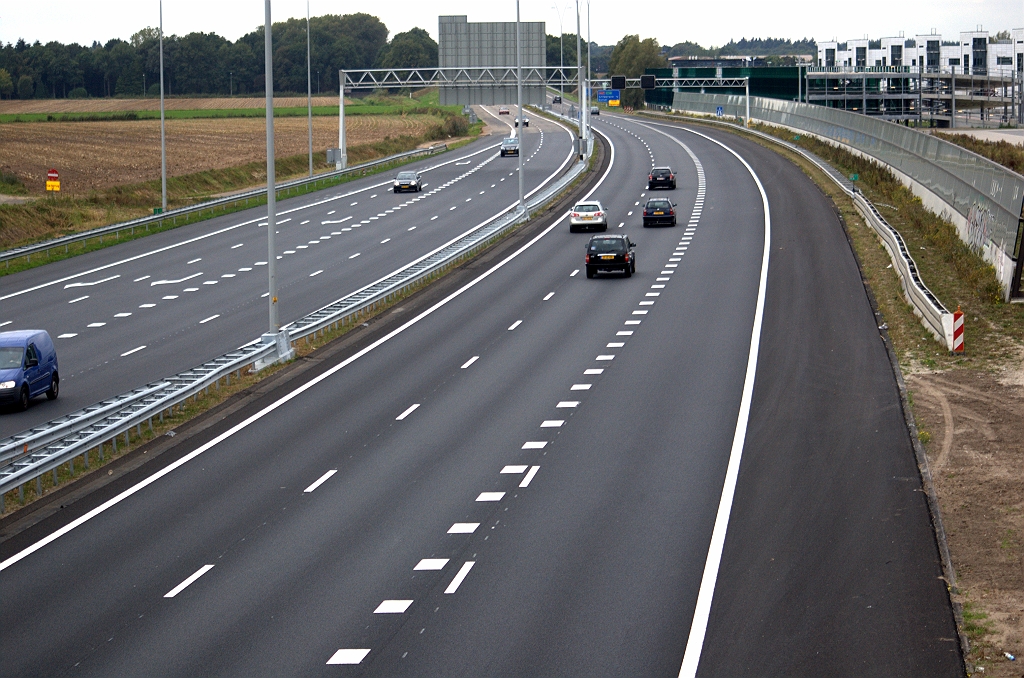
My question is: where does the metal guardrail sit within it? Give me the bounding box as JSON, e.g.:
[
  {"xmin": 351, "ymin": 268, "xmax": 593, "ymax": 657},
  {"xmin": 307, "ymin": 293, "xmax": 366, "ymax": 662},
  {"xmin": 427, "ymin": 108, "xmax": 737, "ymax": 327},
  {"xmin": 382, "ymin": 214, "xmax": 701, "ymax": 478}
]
[
  {"xmin": 635, "ymin": 111, "xmax": 953, "ymax": 347},
  {"xmin": 1, "ymin": 144, "xmax": 447, "ymax": 267},
  {"xmin": 0, "ymin": 132, "xmax": 590, "ymax": 498}
]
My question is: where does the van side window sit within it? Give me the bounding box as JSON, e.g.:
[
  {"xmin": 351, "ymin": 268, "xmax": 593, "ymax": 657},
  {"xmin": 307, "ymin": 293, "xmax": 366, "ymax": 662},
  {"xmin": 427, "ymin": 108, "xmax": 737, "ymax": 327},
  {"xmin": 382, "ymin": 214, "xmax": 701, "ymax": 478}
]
[{"xmin": 26, "ymin": 344, "xmax": 38, "ymax": 364}]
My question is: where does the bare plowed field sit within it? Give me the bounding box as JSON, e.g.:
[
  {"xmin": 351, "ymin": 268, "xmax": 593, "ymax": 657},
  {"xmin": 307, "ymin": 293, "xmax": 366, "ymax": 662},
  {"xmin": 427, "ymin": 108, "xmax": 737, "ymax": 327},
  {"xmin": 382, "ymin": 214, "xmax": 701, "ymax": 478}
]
[
  {"xmin": 0, "ymin": 115, "xmax": 438, "ymax": 194},
  {"xmin": 0, "ymin": 96, "xmax": 343, "ymax": 114}
]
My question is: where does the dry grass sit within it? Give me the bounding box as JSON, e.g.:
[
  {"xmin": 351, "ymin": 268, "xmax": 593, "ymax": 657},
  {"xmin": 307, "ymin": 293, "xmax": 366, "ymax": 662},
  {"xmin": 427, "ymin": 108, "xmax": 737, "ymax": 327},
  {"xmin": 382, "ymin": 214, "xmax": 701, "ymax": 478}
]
[
  {"xmin": 0, "ymin": 115, "xmax": 439, "ymax": 195},
  {"xmin": 934, "ymin": 131, "xmax": 1024, "ymax": 175}
]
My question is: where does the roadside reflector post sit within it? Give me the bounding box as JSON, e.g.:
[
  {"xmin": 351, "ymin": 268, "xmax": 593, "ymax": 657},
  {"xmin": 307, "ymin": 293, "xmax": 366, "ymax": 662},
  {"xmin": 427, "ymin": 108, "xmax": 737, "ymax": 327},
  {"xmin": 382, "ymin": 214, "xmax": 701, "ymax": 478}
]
[{"xmin": 952, "ymin": 305, "xmax": 965, "ymax": 354}]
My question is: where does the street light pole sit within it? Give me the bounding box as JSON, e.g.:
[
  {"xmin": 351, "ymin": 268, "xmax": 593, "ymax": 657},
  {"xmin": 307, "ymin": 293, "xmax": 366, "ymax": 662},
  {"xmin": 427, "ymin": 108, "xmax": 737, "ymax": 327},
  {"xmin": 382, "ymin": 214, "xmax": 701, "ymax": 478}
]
[
  {"xmin": 306, "ymin": 0, "xmax": 313, "ymax": 177},
  {"xmin": 552, "ymin": 4, "xmax": 564, "ymax": 114},
  {"xmin": 159, "ymin": 0, "xmax": 167, "ymax": 212},
  {"xmin": 575, "ymin": 0, "xmax": 584, "ymax": 150},
  {"xmin": 516, "ymin": 0, "xmax": 525, "ymax": 214},
  {"xmin": 586, "ymin": 0, "xmax": 592, "ymax": 141},
  {"xmin": 264, "ymin": 0, "xmax": 280, "ymax": 335}
]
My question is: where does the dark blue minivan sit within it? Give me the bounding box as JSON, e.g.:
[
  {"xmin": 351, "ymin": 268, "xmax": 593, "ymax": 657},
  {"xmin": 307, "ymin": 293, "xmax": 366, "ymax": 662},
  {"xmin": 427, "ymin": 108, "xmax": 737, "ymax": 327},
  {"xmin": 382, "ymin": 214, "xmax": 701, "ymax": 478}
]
[{"xmin": 0, "ymin": 330, "xmax": 59, "ymax": 411}]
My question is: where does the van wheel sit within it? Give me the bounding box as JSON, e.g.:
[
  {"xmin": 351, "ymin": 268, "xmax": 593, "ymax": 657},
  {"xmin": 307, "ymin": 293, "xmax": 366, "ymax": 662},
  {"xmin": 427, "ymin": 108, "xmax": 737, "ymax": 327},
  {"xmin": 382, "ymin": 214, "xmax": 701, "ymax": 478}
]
[
  {"xmin": 18, "ymin": 385, "xmax": 29, "ymax": 411},
  {"xmin": 47, "ymin": 372, "xmax": 59, "ymax": 400}
]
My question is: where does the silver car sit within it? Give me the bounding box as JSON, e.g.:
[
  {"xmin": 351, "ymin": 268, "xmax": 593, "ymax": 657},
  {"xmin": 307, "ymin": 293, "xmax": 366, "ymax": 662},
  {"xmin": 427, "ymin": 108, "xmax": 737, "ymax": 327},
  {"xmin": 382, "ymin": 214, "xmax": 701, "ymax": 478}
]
[{"xmin": 569, "ymin": 201, "xmax": 608, "ymax": 232}]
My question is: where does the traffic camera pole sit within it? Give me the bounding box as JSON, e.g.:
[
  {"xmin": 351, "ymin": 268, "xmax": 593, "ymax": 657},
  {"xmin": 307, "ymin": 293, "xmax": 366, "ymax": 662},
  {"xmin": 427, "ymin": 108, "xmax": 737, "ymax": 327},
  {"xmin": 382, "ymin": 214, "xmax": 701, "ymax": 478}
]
[{"xmin": 516, "ymin": 0, "xmax": 525, "ymax": 214}]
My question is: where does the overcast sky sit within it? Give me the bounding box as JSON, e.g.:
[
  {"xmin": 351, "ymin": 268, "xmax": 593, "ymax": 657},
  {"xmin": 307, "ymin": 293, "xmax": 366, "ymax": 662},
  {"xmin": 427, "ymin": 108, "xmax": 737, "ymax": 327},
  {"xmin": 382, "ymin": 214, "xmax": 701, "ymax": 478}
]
[{"xmin": 1, "ymin": 1, "xmax": 1020, "ymax": 49}]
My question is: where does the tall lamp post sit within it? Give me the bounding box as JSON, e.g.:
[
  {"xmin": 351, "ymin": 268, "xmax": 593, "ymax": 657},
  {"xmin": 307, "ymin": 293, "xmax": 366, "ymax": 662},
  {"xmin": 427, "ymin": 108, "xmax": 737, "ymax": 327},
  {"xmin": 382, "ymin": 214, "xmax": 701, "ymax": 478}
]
[
  {"xmin": 516, "ymin": 0, "xmax": 525, "ymax": 213},
  {"xmin": 575, "ymin": 0, "xmax": 584, "ymax": 151},
  {"xmin": 306, "ymin": 0, "xmax": 313, "ymax": 177},
  {"xmin": 551, "ymin": 4, "xmax": 566, "ymax": 114},
  {"xmin": 586, "ymin": 0, "xmax": 592, "ymax": 141},
  {"xmin": 159, "ymin": 0, "xmax": 167, "ymax": 212}
]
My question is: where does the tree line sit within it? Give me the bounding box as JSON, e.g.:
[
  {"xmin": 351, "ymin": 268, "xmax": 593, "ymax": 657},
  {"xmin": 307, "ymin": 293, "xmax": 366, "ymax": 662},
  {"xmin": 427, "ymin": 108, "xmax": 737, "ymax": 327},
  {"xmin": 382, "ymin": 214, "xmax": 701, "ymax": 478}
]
[{"xmin": 0, "ymin": 13, "xmax": 439, "ymax": 99}]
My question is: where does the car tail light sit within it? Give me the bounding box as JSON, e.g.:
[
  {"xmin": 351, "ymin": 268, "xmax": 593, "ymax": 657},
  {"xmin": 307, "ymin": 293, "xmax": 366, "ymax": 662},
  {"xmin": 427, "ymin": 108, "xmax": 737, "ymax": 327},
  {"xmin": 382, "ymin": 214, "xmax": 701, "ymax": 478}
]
[
  {"xmin": 571, "ymin": 212, "xmax": 578, "ymax": 218},
  {"xmin": 594, "ymin": 212, "xmax": 603, "ymax": 217},
  {"xmin": 585, "ymin": 254, "xmax": 590, "ymax": 263},
  {"xmin": 648, "ymin": 175, "xmax": 653, "ymax": 180},
  {"xmin": 670, "ymin": 174, "xmax": 675, "ymax": 179},
  {"xmin": 669, "ymin": 209, "xmax": 675, "ymax": 215}
]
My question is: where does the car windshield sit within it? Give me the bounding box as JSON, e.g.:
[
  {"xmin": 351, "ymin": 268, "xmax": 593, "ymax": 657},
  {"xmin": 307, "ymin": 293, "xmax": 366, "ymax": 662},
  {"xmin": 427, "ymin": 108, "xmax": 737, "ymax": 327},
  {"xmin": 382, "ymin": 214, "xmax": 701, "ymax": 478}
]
[
  {"xmin": 589, "ymin": 239, "xmax": 625, "ymax": 253},
  {"xmin": 647, "ymin": 200, "xmax": 671, "ymax": 210},
  {"xmin": 574, "ymin": 204, "xmax": 600, "ymax": 213},
  {"xmin": 0, "ymin": 346, "xmax": 24, "ymax": 369},
  {"xmin": 397, "ymin": 172, "xmax": 417, "ymax": 180},
  {"xmin": 502, "ymin": 139, "xmax": 518, "ymax": 146},
  {"xmin": 652, "ymin": 169, "xmax": 671, "ymax": 177}
]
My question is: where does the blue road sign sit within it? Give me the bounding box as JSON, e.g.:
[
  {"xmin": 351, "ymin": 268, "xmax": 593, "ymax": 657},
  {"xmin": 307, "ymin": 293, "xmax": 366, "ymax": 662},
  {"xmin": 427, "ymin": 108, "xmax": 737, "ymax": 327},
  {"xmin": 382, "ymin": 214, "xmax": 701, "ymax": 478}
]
[
  {"xmin": 716, "ymin": 106, "xmax": 724, "ymax": 117},
  {"xmin": 597, "ymin": 89, "xmax": 621, "ymax": 103}
]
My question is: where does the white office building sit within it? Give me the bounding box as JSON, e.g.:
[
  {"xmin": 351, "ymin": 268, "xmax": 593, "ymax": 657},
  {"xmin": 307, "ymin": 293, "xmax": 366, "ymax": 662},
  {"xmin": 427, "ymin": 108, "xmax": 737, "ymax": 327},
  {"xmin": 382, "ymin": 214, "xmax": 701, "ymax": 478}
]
[{"xmin": 817, "ymin": 29, "xmax": 1022, "ymax": 76}]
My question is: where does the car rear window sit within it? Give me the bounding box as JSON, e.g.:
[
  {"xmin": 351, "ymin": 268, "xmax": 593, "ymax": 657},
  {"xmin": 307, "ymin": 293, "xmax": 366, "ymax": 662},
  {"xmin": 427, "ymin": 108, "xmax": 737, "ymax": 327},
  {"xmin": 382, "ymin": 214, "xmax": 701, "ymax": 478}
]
[
  {"xmin": 647, "ymin": 200, "xmax": 671, "ymax": 209},
  {"xmin": 0, "ymin": 346, "xmax": 23, "ymax": 369},
  {"xmin": 397, "ymin": 172, "xmax": 417, "ymax": 180},
  {"xmin": 652, "ymin": 169, "xmax": 671, "ymax": 177},
  {"xmin": 574, "ymin": 204, "xmax": 600, "ymax": 213},
  {"xmin": 589, "ymin": 239, "xmax": 625, "ymax": 252}
]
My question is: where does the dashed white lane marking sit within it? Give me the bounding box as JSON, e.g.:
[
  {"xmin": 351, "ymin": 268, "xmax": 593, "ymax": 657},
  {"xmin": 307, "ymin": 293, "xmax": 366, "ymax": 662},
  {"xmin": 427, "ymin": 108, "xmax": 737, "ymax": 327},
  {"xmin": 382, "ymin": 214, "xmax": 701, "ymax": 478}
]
[
  {"xmin": 430, "ymin": 216, "xmax": 439, "ymax": 221},
  {"xmin": 617, "ymin": 331, "xmax": 634, "ymax": 336},
  {"xmin": 87, "ymin": 322, "xmax": 106, "ymax": 328},
  {"xmin": 445, "ymin": 561, "xmax": 475, "ymax": 594},
  {"xmin": 350, "ymin": 201, "xmax": 358, "ymax": 206},
  {"xmin": 618, "ymin": 222, "xmax": 624, "ymax": 228},
  {"xmin": 303, "ymin": 469, "xmax": 337, "ymax": 493},
  {"xmin": 134, "ymin": 276, "xmax": 152, "ymax": 283},
  {"xmin": 300, "ymin": 220, "xmax": 310, "ymax": 225},
  {"xmin": 625, "ymin": 320, "xmax": 642, "ymax": 325},
  {"xmin": 140, "ymin": 303, "xmax": 156, "ymax": 308},
  {"xmin": 349, "ymin": 253, "xmax": 361, "ymax": 259},
  {"xmin": 476, "ymin": 492, "xmax": 505, "ymax": 502},
  {"xmin": 57, "ymin": 333, "xmax": 77, "ymax": 338},
  {"xmin": 570, "ymin": 269, "xmax": 579, "ymax": 277},
  {"xmin": 541, "ymin": 420, "xmax": 564, "ymax": 427},
  {"xmin": 502, "ymin": 465, "xmax": 528, "ymax": 474},
  {"xmin": 607, "ymin": 342, "xmax": 624, "ymax": 348},
  {"xmin": 327, "ymin": 649, "xmax": 371, "ymax": 665},
  {"xmin": 556, "ymin": 401, "xmax": 579, "ymax": 408},
  {"xmin": 408, "ymin": 226, "xmax": 417, "ymax": 231},
  {"xmin": 584, "ymin": 368, "xmax": 604, "ymax": 375},
  {"xmin": 150, "ymin": 272, "xmax": 202, "ymax": 286},
  {"xmin": 571, "ymin": 384, "xmax": 592, "ymax": 390},
  {"xmin": 448, "ymin": 523, "xmax": 479, "ymax": 534},
  {"xmin": 543, "ymin": 292, "xmax": 554, "ymax": 301},
  {"xmin": 651, "ymin": 284, "xmax": 666, "ymax": 289},
  {"xmin": 507, "ymin": 320, "xmax": 522, "ymax": 331},
  {"xmin": 450, "ymin": 206, "xmax": 458, "ymax": 211},
  {"xmin": 120, "ymin": 346, "xmax": 146, "ymax": 356},
  {"xmin": 231, "ymin": 243, "xmax": 244, "ymax": 249},
  {"xmin": 374, "ymin": 600, "xmax": 413, "ymax": 614},
  {"xmin": 239, "ymin": 267, "xmax": 252, "ymax": 271},
  {"xmin": 381, "ymin": 238, "xmax": 391, "ymax": 244},
  {"xmin": 186, "ymin": 259, "xmax": 202, "ymax": 265},
  {"xmin": 199, "ymin": 315, "xmax": 219, "ymax": 324},
  {"xmin": 221, "ymin": 274, "xmax": 236, "ymax": 278},
  {"xmin": 327, "ymin": 210, "xmax": 336, "ymax": 215},
  {"xmin": 203, "ymin": 281, "xmax": 218, "ymax": 285},
  {"xmin": 520, "ymin": 466, "xmax": 540, "ymax": 488},
  {"xmin": 645, "ymin": 292, "xmax": 661, "ymax": 297},
  {"xmin": 461, "ymin": 356, "xmax": 479, "ymax": 369},
  {"xmin": 68, "ymin": 296, "xmax": 89, "ymax": 304},
  {"xmin": 414, "ymin": 558, "xmax": 449, "ymax": 570},
  {"xmin": 396, "ymin": 403, "xmax": 420, "ymax": 421},
  {"xmin": 522, "ymin": 441, "xmax": 547, "ymax": 449},
  {"xmin": 163, "ymin": 564, "xmax": 214, "ymax": 598},
  {"xmin": 64, "ymin": 274, "xmax": 119, "ymax": 289},
  {"xmin": 656, "ymin": 278, "xmax": 670, "ymax": 282},
  {"xmin": 666, "ymin": 263, "xmax": 678, "ymax": 268},
  {"xmin": 310, "ymin": 270, "xmax": 323, "ymax": 277},
  {"xmin": 639, "ymin": 301, "xmax": 655, "ymax": 306},
  {"xmin": 596, "ymin": 354, "xmax": 615, "ymax": 361}
]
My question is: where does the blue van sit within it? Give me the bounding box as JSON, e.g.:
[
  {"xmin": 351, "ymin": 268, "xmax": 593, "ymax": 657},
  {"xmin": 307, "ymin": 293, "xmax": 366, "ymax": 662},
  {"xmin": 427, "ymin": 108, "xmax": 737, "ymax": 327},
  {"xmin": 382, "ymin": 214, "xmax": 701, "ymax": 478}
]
[{"xmin": 0, "ymin": 330, "xmax": 59, "ymax": 411}]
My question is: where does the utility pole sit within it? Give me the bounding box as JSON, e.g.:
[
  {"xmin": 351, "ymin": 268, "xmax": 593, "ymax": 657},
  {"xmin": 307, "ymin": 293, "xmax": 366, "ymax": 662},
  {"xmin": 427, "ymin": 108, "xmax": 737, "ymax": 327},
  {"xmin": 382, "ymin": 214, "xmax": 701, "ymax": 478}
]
[
  {"xmin": 306, "ymin": 0, "xmax": 313, "ymax": 177},
  {"xmin": 516, "ymin": 0, "xmax": 525, "ymax": 214},
  {"xmin": 264, "ymin": 0, "xmax": 280, "ymax": 337},
  {"xmin": 159, "ymin": 0, "xmax": 167, "ymax": 212}
]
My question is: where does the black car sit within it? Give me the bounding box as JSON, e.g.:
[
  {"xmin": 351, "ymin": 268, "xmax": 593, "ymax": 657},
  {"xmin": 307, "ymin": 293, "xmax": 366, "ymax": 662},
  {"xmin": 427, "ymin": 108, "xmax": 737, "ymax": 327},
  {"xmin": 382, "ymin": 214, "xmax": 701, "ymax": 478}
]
[
  {"xmin": 393, "ymin": 171, "xmax": 422, "ymax": 193},
  {"xmin": 648, "ymin": 166, "xmax": 676, "ymax": 190},
  {"xmin": 585, "ymin": 234, "xmax": 636, "ymax": 278},
  {"xmin": 642, "ymin": 199, "xmax": 676, "ymax": 227},
  {"xmin": 552, "ymin": 95, "xmax": 562, "ymax": 104}
]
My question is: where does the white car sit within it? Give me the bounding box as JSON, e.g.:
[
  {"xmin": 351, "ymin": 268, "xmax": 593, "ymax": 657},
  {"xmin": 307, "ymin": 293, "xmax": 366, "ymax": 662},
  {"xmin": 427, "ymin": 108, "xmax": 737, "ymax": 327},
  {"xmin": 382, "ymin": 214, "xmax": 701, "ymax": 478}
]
[
  {"xmin": 514, "ymin": 117, "xmax": 529, "ymax": 127},
  {"xmin": 569, "ymin": 201, "xmax": 608, "ymax": 232}
]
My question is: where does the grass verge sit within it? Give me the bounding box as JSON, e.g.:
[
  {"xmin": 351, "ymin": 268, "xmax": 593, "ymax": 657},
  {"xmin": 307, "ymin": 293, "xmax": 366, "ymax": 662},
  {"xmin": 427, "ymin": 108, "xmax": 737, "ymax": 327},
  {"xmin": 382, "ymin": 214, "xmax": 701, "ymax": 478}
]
[{"xmin": 933, "ymin": 131, "xmax": 1024, "ymax": 174}]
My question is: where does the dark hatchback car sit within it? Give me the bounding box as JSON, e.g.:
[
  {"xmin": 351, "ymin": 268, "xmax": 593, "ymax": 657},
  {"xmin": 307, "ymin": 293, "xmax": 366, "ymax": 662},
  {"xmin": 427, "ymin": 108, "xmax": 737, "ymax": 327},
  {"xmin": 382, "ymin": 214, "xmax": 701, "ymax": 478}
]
[
  {"xmin": 393, "ymin": 171, "xmax": 422, "ymax": 193},
  {"xmin": 585, "ymin": 234, "xmax": 636, "ymax": 278},
  {"xmin": 642, "ymin": 198, "xmax": 676, "ymax": 227},
  {"xmin": 648, "ymin": 166, "xmax": 676, "ymax": 190}
]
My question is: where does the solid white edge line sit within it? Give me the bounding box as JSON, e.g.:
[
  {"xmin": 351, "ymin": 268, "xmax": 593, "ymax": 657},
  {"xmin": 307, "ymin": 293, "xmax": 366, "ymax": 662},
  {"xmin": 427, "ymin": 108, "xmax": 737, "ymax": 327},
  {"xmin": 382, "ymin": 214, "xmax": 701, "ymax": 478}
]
[
  {"xmin": 630, "ymin": 120, "xmax": 771, "ymax": 678},
  {"xmin": 444, "ymin": 561, "xmax": 475, "ymax": 594},
  {"xmin": 163, "ymin": 564, "xmax": 215, "ymax": 598},
  {"xmin": 396, "ymin": 403, "xmax": 420, "ymax": 420},
  {"xmin": 303, "ymin": 469, "xmax": 337, "ymax": 493},
  {"xmin": 0, "ymin": 126, "xmax": 616, "ymax": 574}
]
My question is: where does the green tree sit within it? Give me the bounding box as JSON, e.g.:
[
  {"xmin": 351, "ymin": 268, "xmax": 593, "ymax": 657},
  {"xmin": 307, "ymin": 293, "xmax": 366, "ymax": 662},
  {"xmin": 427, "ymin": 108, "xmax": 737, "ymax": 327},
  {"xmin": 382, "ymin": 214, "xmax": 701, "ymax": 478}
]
[
  {"xmin": 0, "ymin": 69, "xmax": 13, "ymax": 99},
  {"xmin": 377, "ymin": 28, "xmax": 437, "ymax": 68},
  {"xmin": 17, "ymin": 74, "xmax": 33, "ymax": 99},
  {"xmin": 608, "ymin": 35, "xmax": 666, "ymax": 108},
  {"xmin": 546, "ymin": 33, "xmax": 578, "ymax": 75}
]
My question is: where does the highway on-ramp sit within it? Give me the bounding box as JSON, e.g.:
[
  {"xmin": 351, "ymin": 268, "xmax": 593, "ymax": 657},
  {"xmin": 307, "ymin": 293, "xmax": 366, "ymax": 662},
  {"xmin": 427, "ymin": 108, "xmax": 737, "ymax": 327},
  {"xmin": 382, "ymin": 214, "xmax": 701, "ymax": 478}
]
[{"xmin": 0, "ymin": 112, "xmax": 962, "ymax": 676}]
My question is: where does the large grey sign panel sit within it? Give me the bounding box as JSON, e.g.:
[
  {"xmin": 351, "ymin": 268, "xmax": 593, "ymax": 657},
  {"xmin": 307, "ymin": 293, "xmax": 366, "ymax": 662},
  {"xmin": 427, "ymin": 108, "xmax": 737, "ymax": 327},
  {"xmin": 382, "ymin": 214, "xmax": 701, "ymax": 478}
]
[{"xmin": 438, "ymin": 15, "xmax": 547, "ymax": 106}]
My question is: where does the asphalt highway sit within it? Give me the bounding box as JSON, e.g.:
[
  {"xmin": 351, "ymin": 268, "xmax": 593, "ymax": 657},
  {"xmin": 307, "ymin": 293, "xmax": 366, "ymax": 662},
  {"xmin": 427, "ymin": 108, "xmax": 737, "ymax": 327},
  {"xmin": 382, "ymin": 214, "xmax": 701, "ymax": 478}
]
[
  {"xmin": 0, "ymin": 112, "xmax": 962, "ymax": 676},
  {"xmin": 0, "ymin": 106, "xmax": 572, "ymax": 436}
]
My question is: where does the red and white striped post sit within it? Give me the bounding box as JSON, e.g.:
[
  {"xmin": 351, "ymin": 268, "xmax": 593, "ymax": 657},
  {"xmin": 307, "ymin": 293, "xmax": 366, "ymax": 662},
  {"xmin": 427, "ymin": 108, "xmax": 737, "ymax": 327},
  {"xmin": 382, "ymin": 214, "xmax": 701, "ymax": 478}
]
[{"xmin": 952, "ymin": 305, "xmax": 965, "ymax": 354}]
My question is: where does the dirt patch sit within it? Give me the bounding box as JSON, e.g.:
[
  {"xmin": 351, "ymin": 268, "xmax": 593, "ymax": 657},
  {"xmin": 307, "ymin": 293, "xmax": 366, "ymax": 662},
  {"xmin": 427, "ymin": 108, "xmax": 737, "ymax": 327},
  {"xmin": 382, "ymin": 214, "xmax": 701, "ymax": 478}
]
[
  {"xmin": 909, "ymin": 369, "xmax": 1024, "ymax": 677},
  {"xmin": 0, "ymin": 96, "xmax": 343, "ymax": 114},
  {"xmin": 0, "ymin": 115, "xmax": 439, "ymax": 195}
]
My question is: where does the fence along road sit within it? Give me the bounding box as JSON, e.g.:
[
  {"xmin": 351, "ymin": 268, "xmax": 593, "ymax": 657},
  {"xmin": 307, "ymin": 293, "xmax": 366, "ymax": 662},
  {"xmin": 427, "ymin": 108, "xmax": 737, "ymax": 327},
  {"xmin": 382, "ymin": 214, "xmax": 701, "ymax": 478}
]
[{"xmin": 0, "ymin": 112, "xmax": 574, "ymax": 437}]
